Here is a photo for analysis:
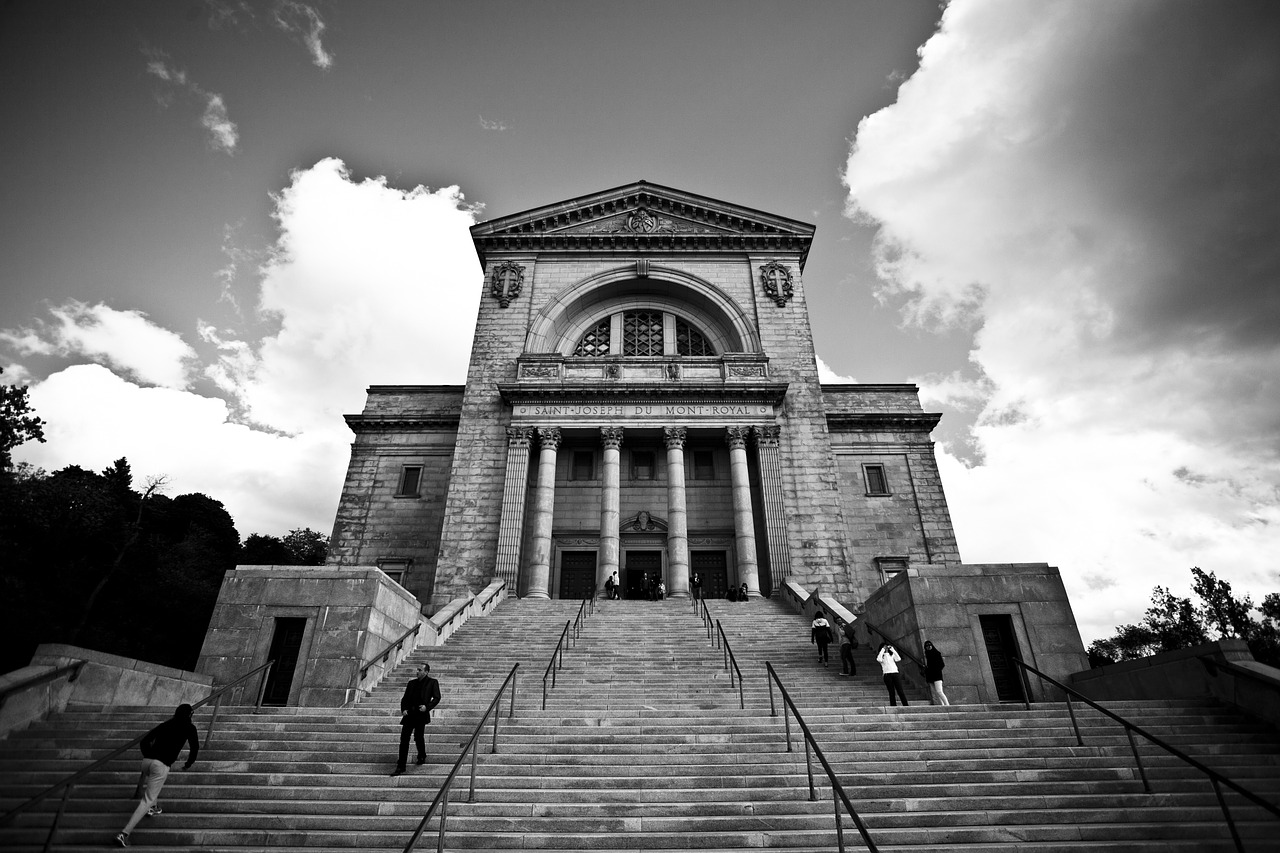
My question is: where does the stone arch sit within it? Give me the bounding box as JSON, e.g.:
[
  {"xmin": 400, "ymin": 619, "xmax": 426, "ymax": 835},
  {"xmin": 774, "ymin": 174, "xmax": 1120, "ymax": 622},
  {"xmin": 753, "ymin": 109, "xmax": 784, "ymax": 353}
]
[{"xmin": 526, "ymin": 265, "xmax": 759, "ymax": 355}]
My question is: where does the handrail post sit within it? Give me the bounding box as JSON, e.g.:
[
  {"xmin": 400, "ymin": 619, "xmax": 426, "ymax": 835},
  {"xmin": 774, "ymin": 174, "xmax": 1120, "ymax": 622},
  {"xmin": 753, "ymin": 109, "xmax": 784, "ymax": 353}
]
[
  {"xmin": 509, "ymin": 669, "xmax": 518, "ymax": 719},
  {"xmin": 435, "ymin": 784, "xmax": 450, "ymax": 853},
  {"xmin": 255, "ymin": 660, "xmax": 273, "ymax": 709},
  {"xmin": 205, "ymin": 691, "xmax": 224, "ymax": 745},
  {"xmin": 42, "ymin": 782, "xmax": 73, "ymax": 853},
  {"xmin": 1126, "ymin": 726, "xmax": 1151, "ymax": 793},
  {"xmin": 469, "ymin": 736, "xmax": 481, "ymax": 801},
  {"xmin": 1211, "ymin": 777, "xmax": 1245, "ymax": 853},
  {"xmin": 1065, "ymin": 694, "xmax": 1083, "ymax": 746},
  {"xmin": 833, "ymin": 789, "xmax": 846, "ymax": 853},
  {"xmin": 804, "ymin": 737, "xmax": 816, "ymax": 801},
  {"xmin": 490, "ymin": 693, "xmax": 502, "ymax": 755}
]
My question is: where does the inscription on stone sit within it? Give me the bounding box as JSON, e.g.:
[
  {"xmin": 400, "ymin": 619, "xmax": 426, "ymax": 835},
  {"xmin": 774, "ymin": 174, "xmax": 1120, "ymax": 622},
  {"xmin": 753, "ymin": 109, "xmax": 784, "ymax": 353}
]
[{"xmin": 514, "ymin": 403, "xmax": 773, "ymax": 421}]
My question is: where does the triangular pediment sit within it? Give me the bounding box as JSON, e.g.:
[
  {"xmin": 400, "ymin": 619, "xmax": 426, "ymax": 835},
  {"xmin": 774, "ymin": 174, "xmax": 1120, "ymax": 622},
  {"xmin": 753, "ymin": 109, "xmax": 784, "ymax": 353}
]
[{"xmin": 471, "ymin": 181, "xmax": 815, "ymax": 267}]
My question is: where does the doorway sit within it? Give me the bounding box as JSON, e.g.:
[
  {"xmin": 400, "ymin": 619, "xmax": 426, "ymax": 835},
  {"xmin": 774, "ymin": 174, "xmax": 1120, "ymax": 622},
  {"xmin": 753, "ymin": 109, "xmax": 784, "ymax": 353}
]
[
  {"xmin": 979, "ymin": 614, "xmax": 1027, "ymax": 702},
  {"xmin": 262, "ymin": 617, "xmax": 306, "ymax": 706},
  {"xmin": 691, "ymin": 551, "xmax": 728, "ymax": 599},
  {"xmin": 623, "ymin": 551, "xmax": 662, "ymax": 599},
  {"xmin": 558, "ymin": 552, "xmax": 597, "ymax": 600}
]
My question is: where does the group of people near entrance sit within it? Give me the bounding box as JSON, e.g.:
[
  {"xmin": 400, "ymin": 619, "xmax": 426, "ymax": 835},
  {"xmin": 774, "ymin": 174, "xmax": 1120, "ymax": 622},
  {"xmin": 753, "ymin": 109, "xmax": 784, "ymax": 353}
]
[
  {"xmin": 810, "ymin": 609, "xmax": 950, "ymax": 707},
  {"xmin": 602, "ymin": 571, "xmax": 748, "ymax": 603}
]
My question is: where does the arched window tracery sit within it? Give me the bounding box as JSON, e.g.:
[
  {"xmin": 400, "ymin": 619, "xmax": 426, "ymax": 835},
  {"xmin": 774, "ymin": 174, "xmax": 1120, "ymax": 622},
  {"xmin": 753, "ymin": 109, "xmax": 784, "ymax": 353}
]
[{"xmin": 571, "ymin": 311, "xmax": 718, "ymax": 357}]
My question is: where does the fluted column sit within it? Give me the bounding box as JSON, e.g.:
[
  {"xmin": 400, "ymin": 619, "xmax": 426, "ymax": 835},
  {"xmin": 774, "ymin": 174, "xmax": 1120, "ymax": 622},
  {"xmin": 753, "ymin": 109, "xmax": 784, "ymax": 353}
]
[
  {"xmin": 527, "ymin": 426, "xmax": 561, "ymax": 600},
  {"xmin": 726, "ymin": 426, "xmax": 760, "ymax": 598},
  {"xmin": 597, "ymin": 427, "xmax": 624, "ymax": 595},
  {"xmin": 753, "ymin": 424, "xmax": 789, "ymax": 593},
  {"xmin": 494, "ymin": 426, "xmax": 534, "ymax": 590},
  {"xmin": 663, "ymin": 427, "xmax": 690, "ymax": 599}
]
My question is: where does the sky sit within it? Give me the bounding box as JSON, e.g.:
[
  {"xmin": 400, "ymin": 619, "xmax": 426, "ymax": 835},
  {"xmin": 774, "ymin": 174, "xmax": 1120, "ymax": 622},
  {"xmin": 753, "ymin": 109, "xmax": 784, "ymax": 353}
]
[{"xmin": 2, "ymin": 0, "xmax": 1278, "ymax": 644}]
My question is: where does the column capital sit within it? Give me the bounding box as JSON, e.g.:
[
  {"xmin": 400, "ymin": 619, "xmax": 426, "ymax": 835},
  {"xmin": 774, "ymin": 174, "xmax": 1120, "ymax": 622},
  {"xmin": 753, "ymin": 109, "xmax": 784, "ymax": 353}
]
[
  {"xmin": 600, "ymin": 426, "xmax": 625, "ymax": 449},
  {"xmin": 506, "ymin": 426, "xmax": 534, "ymax": 448},
  {"xmin": 753, "ymin": 424, "xmax": 781, "ymax": 446},
  {"xmin": 725, "ymin": 426, "xmax": 751, "ymax": 449},
  {"xmin": 663, "ymin": 426, "xmax": 687, "ymax": 450},
  {"xmin": 536, "ymin": 426, "xmax": 562, "ymax": 449}
]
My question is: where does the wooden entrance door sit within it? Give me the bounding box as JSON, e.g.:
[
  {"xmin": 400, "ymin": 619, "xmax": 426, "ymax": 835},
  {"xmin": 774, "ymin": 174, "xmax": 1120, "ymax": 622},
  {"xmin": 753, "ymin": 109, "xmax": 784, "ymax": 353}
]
[
  {"xmin": 558, "ymin": 552, "xmax": 597, "ymax": 600},
  {"xmin": 691, "ymin": 551, "xmax": 728, "ymax": 599},
  {"xmin": 980, "ymin": 614, "xmax": 1027, "ymax": 701}
]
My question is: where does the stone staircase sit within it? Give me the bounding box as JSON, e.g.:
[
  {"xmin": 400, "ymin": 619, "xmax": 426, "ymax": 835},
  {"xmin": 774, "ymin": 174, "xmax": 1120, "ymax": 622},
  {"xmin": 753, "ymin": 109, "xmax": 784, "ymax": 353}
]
[{"xmin": 2, "ymin": 596, "xmax": 1279, "ymax": 851}]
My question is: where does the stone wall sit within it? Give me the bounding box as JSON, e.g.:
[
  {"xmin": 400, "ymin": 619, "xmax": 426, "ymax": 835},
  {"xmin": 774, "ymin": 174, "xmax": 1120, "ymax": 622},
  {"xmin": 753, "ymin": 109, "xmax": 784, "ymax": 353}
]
[
  {"xmin": 197, "ymin": 566, "xmax": 426, "ymax": 707},
  {"xmin": 1, "ymin": 645, "xmax": 213, "ymax": 737}
]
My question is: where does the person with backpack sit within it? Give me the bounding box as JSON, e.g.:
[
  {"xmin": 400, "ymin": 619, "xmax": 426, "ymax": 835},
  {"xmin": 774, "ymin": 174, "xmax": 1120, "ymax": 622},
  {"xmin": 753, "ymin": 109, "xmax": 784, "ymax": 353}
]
[
  {"xmin": 810, "ymin": 610, "xmax": 833, "ymax": 666},
  {"xmin": 839, "ymin": 621, "xmax": 858, "ymax": 677}
]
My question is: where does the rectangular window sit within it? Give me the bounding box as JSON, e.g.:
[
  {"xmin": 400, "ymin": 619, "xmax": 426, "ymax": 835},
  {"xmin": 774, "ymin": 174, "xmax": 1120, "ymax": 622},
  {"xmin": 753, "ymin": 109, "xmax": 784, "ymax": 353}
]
[
  {"xmin": 692, "ymin": 450, "xmax": 715, "ymax": 480},
  {"xmin": 397, "ymin": 465, "xmax": 423, "ymax": 496},
  {"xmin": 378, "ymin": 559, "xmax": 410, "ymax": 585},
  {"xmin": 631, "ymin": 450, "xmax": 655, "ymax": 480},
  {"xmin": 863, "ymin": 463, "xmax": 889, "ymax": 496},
  {"xmin": 571, "ymin": 451, "xmax": 594, "ymax": 481},
  {"xmin": 877, "ymin": 557, "xmax": 908, "ymax": 585}
]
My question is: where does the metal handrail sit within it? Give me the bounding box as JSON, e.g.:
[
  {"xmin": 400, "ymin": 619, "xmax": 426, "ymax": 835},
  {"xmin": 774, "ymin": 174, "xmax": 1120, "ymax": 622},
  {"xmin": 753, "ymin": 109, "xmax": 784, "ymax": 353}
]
[
  {"xmin": 714, "ymin": 620, "xmax": 745, "ymax": 710},
  {"xmin": 361, "ymin": 623, "xmax": 422, "ymax": 680},
  {"xmin": 0, "ymin": 660, "xmax": 275, "ymax": 848},
  {"xmin": 699, "ymin": 596, "xmax": 713, "ymax": 640},
  {"xmin": 571, "ymin": 591, "xmax": 595, "ymax": 640},
  {"xmin": 541, "ymin": 621, "xmax": 573, "ymax": 711},
  {"xmin": 764, "ymin": 662, "xmax": 880, "ymax": 852},
  {"xmin": 1011, "ymin": 656, "xmax": 1280, "ymax": 853},
  {"xmin": 0, "ymin": 661, "xmax": 86, "ymax": 707},
  {"xmin": 402, "ymin": 663, "xmax": 520, "ymax": 853}
]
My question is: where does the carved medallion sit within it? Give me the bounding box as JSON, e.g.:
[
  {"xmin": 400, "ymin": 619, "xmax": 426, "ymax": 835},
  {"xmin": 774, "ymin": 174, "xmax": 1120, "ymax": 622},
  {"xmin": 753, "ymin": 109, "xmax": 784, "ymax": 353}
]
[
  {"xmin": 759, "ymin": 261, "xmax": 794, "ymax": 307},
  {"xmin": 489, "ymin": 261, "xmax": 525, "ymax": 308}
]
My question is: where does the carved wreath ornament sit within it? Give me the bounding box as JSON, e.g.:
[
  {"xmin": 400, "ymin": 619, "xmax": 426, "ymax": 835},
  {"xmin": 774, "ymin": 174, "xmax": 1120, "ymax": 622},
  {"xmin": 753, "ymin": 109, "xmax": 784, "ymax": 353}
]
[
  {"xmin": 489, "ymin": 261, "xmax": 525, "ymax": 308},
  {"xmin": 759, "ymin": 261, "xmax": 794, "ymax": 307}
]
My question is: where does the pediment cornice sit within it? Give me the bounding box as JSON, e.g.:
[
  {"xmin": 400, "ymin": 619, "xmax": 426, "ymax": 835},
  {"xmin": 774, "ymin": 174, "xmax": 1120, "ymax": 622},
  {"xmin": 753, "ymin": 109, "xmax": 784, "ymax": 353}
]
[{"xmin": 471, "ymin": 181, "xmax": 815, "ymax": 269}]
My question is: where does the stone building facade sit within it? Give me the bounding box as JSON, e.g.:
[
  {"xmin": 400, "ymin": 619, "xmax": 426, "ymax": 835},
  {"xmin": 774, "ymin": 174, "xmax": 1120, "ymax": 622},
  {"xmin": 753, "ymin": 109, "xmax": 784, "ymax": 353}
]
[{"xmin": 328, "ymin": 182, "xmax": 964, "ymax": 612}]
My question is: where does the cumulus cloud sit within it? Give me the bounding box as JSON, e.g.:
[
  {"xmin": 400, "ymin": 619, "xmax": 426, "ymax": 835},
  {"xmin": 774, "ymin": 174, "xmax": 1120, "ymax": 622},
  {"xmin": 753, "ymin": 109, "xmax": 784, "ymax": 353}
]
[
  {"xmin": 8, "ymin": 159, "xmax": 482, "ymax": 536},
  {"xmin": 816, "ymin": 355, "xmax": 856, "ymax": 384},
  {"xmin": 844, "ymin": 0, "xmax": 1280, "ymax": 640},
  {"xmin": 271, "ymin": 0, "xmax": 334, "ymax": 69},
  {"xmin": 479, "ymin": 115, "xmax": 510, "ymax": 132},
  {"xmin": 1, "ymin": 301, "xmax": 196, "ymax": 390},
  {"xmin": 146, "ymin": 52, "xmax": 239, "ymax": 153}
]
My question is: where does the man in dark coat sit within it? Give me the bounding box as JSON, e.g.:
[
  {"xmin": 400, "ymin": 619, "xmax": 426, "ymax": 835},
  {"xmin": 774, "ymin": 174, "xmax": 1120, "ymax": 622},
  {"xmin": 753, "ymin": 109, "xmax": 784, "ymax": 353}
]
[
  {"xmin": 392, "ymin": 663, "xmax": 441, "ymax": 776},
  {"xmin": 115, "ymin": 704, "xmax": 199, "ymax": 847}
]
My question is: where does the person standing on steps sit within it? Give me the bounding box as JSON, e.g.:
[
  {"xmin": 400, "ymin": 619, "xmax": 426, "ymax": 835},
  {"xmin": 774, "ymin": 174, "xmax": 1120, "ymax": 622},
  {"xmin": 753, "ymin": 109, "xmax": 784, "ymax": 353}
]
[
  {"xmin": 114, "ymin": 703, "xmax": 199, "ymax": 848},
  {"xmin": 876, "ymin": 642, "xmax": 909, "ymax": 706},
  {"xmin": 392, "ymin": 663, "xmax": 441, "ymax": 776},
  {"xmin": 839, "ymin": 621, "xmax": 858, "ymax": 677},
  {"xmin": 690, "ymin": 572, "xmax": 702, "ymax": 601},
  {"xmin": 810, "ymin": 610, "xmax": 833, "ymax": 666},
  {"xmin": 604, "ymin": 572, "xmax": 617, "ymax": 600},
  {"xmin": 923, "ymin": 641, "xmax": 950, "ymax": 705}
]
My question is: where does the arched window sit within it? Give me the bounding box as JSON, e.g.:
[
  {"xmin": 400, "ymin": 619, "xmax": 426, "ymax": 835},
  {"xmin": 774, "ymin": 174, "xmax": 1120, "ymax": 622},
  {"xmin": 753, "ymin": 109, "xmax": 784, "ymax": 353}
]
[{"xmin": 572, "ymin": 311, "xmax": 717, "ymax": 357}]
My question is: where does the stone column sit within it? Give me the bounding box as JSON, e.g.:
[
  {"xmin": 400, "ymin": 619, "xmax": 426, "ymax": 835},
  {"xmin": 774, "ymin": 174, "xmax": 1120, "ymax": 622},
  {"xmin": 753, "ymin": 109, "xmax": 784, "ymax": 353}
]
[
  {"xmin": 663, "ymin": 427, "xmax": 690, "ymax": 599},
  {"xmin": 526, "ymin": 426, "xmax": 561, "ymax": 600},
  {"xmin": 597, "ymin": 427, "xmax": 624, "ymax": 595},
  {"xmin": 754, "ymin": 424, "xmax": 790, "ymax": 593},
  {"xmin": 494, "ymin": 426, "xmax": 534, "ymax": 590},
  {"xmin": 726, "ymin": 426, "xmax": 760, "ymax": 598}
]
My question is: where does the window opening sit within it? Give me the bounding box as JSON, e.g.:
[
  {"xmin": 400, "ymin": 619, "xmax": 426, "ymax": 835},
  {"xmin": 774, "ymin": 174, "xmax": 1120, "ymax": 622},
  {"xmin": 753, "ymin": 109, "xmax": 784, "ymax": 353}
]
[
  {"xmin": 676, "ymin": 318, "xmax": 714, "ymax": 356},
  {"xmin": 397, "ymin": 465, "xmax": 423, "ymax": 496},
  {"xmin": 571, "ymin": 451, "xmax": 595, "ymax": 481},
  {"xmin": 623, "ymin": 311, "xmax": 664, "ymax": 356},
  {"xmin": 864, "ymin": 463, "xmax": 889, "ymax": 496},
  {"xmin": 574, "ymin": 318, "xmax": 612, "ymax": 357},
  {"xmin": 631, "ymin": 450, "xmax": 656, "ymax": 480},
  {"xmin": 692, "ymin": 450, "xmax": 715, "ymax": 480}
]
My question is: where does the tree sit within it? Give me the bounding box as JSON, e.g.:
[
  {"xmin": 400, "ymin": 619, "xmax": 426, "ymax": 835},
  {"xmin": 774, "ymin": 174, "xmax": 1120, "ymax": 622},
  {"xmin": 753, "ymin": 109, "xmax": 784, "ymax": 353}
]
[
  {"xmin": 282, "ymin": 527, "xmax": 329, "ymax": 565},
  {"xmin": 1089, "ymin": 568, "xmax": 1278, "ymax": 668},
  {"xmin": 239, "ymin": 533, "xmax": 294, "ymax": 565},
  {"xmin": 1, "ymin": 367, "xmax": 46, "ymax": 470}
]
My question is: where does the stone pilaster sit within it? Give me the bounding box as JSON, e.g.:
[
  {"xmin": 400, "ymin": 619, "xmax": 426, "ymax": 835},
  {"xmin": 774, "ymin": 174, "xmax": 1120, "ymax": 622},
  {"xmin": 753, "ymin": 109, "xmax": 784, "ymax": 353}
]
[
  {"xmin": 726, "ymin": 426, "xmax": 760, "ymax": 598},
  {"xmin": 753, "ymin": 424, "xmax": 790, "ymax": 590},
  {"xmin": 663, "ymin": 427, "xmax": 690, "ymax": 599},
  {"xmin": 527, "ymin": 427, "xmax": 561, "ymax": 600},
  {"xmin": 598, "ymin": 427, "xmax": 624, "ymax": 593},
  {"xmin": 495, "ymin": 426, "xmax": 534, "ymax": 590}
]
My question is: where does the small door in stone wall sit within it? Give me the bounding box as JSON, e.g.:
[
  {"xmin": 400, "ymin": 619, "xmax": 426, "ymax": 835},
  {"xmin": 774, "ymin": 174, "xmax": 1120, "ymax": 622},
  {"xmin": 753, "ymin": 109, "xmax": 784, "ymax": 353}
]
[
  {"xmin": 262, "ymin": 617, "xmax": 306, "ymax": 706},
  {"xmin": 980, "ymin": 614, "xmax": 1027, "ymax": 702},
  {"xmin": 623, "ymin": 551, "xmax": 662, "ymax": 599},
  {"xmin": 692, "ymin": 550, "xmax": 728, "ymax": 598}
]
